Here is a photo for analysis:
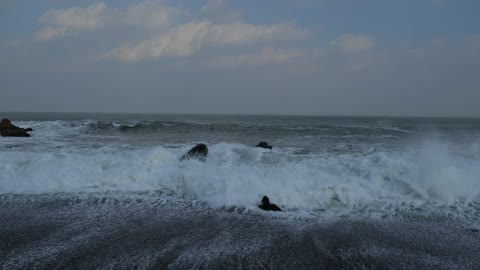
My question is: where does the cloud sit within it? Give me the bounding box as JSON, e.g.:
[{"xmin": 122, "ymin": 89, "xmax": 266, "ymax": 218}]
[
  {"xmin": 102, "ymin": 21, "xmax": 309, "ymax": 61},
  {"xmin": 200, "ymin": 0, "xmax": 241, "ymax": 23},
  {"xmin": 123, "ymin": 1, "xmax": 185, "ymax": 29},
  {"xmin": 34, "ymin": 27, "xmax": 68, "ymax": 41},
  {"xmin": 35, "ymin": 3, "xmax": 107, "ymax": 40},
  {"xmin": 34, "ymin": 1, "xmax": 308, "ymax": 63},
  {"xmin": 205, "ymin": 47, "xmax": 321, "ymax": 67},
  {"xmin": 330, "ymin": 34, "xmax": 374, "ymax": 53},
  {"xmin": 34, "ymin": 1, "xmax": 185, "ymax": 41},
  {"xmin": 32, "ymin": 1, "xmax": 312, "ymax": 66}
]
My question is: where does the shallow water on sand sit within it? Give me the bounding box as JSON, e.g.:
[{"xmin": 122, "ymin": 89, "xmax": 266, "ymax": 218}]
[{"xmin": 1, "ymin": 192, "xmax": 479, "ymax": 270}]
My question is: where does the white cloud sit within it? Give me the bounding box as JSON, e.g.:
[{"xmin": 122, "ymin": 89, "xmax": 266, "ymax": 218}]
[
  {"xmin": 330, "ymin": 34, "xmax": 374, "ymax": 53},
  {"xmin": 34, "ymin": 27, "xmax": 67, "ymax": 41},
  {"xmin": 208, "ymin": 22, "xmax": 308, "ymax": 45},
  {"xmin": 35, "ymin": 3, "xmax": 107, "ymax": 40},
  {"xmin": 34, "ymin": 1, "xmax": 311, "ymax": 64},
  {"xmin": 34, "ymin": 1, "xmax": 184, "ymax": 40},
  {"xmin": 103, "ymin": 21, "xmax": 309, "ymax": 61},
  {"xmin": 206, "ymin": 47, "xmax": 312, "ymax": 67}
]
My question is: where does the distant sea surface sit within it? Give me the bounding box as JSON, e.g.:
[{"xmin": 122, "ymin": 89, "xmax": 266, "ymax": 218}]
[{"xmin": 1, "ymin": 112, "xmax": 480, "ymax": 269}]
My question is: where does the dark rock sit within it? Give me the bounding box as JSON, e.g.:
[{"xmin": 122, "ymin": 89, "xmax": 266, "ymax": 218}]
[
  {"xmin": 180, "ymin": 144, "xmax": 208, "ymax": 161},
  {"xmin": 0, "ymin": 119, "xmax": 14, "ymax": 129},
  {"xmin": 1, "ymin": 129, "xmax": 31, "ymax": 137},
  {"xmin": 0, "ymin": 119, "xmax": 32, "ymax": 137},
  {"xmin": 256, "ymin": 142, "xmax": 272, "ymax": 149},
  {"xmin": 258, "ymin": 196, "xmax": 282, "ymax": 211}
]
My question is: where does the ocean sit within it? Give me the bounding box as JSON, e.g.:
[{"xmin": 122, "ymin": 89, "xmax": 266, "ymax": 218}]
[{"xmin": 1, "ymin": 112, "xmax": 479, "ymax": 269}]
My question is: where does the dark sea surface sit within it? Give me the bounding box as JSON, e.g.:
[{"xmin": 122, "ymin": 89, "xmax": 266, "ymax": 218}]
[{"xmin": 1, "ymin": 112, "xmax": 480, "ymax": 269}]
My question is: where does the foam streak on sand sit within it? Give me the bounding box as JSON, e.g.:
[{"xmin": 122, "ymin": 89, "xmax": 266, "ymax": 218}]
[{"xmin": 1, "ymin": 191, "xmax": 480, "ymax": 269}]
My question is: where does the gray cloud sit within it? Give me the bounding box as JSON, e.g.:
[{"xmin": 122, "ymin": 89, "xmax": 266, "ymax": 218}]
[
  {"xmin": 330, "ymin": 34, "xmax": 374, "ymax": 54},
  {"xmin": 102, "ymin": 21, "xmax": 309, "ymax": 61},
  {"xmin": 205, "ymin": 47, "xmax": 322, "ymax": 68},
  {"xmin": 34, "ymin": 3, "xmax": 108, "ymax": 40},
  {"xmin": 1, "ymin": 1, "xmax": 479, "ymax": 117}
]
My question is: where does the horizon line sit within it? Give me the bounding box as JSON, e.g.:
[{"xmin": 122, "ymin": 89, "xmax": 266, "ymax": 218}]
[{"xmin": 1, "ymin": 111, "xmax": 479, "ymax": 119}]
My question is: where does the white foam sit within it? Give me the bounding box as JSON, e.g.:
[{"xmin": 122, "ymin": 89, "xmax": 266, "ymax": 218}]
[
  {"xmin": 1, "ymin": 137, "xmax": 479, "ymax": 217},
  {"xmin": 408, "ymin": 140, "xmax": 480, "ymax": 203}
]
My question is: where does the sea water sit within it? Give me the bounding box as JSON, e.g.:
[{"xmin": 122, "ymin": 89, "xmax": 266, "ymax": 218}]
[{"xmin": 1, "ymin": 113, "xmax": 479, "ymax": 269}]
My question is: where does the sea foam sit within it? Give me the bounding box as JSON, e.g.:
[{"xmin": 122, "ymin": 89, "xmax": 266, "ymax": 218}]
[{"xmin": 1, "ymin": 139, "xmax": 479, "ymax": 216}]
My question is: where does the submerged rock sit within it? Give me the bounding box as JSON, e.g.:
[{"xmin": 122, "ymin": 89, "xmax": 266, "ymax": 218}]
[
  {"xmin": 0, "ymin": 119, "xmax": 32, "ymax": 137},
  {"xmin": 258, "ymin": 196, "xmax": 282, "ymax": 211},
  {"xmin": 256, "ymin": 142, "xmax": 272, "ymax": 149},
  {"xmin": 180, "ymin": 144, "xmax": 208, "ymax": 161}
]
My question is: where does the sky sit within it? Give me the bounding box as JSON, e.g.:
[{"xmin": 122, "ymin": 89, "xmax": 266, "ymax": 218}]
[{"xmin": 1, "ymin": 0, "xmax": 479, "ymax": 117}]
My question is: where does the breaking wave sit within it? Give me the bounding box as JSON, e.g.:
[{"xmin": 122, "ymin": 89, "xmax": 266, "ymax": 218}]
[{"xmin": 1, "ymin": 137, "xmax": 479, "ymax": 219}]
